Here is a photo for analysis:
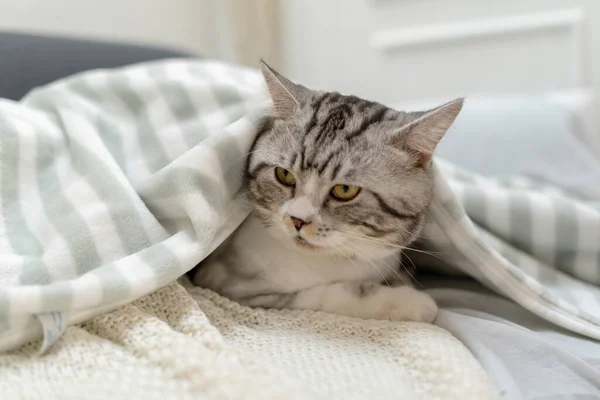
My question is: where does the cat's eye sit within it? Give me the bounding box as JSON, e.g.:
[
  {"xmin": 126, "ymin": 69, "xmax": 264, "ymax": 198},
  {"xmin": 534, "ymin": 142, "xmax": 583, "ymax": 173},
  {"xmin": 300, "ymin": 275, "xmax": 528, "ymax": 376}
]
[
  {"xmin": 275, "ymin": 167, "xmax": 296, "ymax": 186},
  {"xmin": 331, "ymin": 184, "xmax": 361, "ymax": 201}
]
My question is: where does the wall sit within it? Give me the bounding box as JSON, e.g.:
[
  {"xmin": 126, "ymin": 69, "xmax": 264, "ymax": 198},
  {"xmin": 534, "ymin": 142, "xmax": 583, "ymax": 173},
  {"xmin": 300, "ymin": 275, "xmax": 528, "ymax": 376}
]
[
  {"xmin": 279, "ymin": 0, "xmax": 600, "ymax": 106},
  {"xmin": 0, "ymin": 0, "xmax": 280, "ymax": 67},
  {"xmin": 0, "ymin": 0, "xmax": 225, "ymax": 56}
]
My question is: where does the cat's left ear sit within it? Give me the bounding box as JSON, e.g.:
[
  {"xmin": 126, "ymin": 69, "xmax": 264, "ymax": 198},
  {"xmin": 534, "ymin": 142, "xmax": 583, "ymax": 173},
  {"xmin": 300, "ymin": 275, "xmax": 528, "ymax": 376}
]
[
  {"xmin": 393, "ymin": 98, "xmax": 464, "ymax": 167},
  {"xmin": 260, "ymin": 60, "xmax": 311, "ymax": 119}
]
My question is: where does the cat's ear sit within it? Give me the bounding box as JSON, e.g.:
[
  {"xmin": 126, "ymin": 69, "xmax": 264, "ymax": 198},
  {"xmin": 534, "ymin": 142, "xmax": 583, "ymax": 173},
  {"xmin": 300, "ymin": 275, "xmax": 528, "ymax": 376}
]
[
  {"xmin": 393, "ymin": 98, "xmax": 464, "ymax": 167},
  {"xmin": 260, "ymin": 60, "xmax": 310, "ymax": 119}
]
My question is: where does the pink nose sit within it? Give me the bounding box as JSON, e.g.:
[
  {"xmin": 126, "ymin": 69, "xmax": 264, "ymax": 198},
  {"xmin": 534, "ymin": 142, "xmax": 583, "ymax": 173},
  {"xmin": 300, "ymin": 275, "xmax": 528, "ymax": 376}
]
[{"xmin": 290, "ymin": 217, "xmax": 309, "ymax": 231}]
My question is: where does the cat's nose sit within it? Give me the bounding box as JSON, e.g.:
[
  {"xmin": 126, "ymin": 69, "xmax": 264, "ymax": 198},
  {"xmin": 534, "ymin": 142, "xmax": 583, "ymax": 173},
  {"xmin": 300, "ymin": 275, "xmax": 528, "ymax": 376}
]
[{"xmin": 290, "ymin": 216, "xmax": 309, "ymax": 231}]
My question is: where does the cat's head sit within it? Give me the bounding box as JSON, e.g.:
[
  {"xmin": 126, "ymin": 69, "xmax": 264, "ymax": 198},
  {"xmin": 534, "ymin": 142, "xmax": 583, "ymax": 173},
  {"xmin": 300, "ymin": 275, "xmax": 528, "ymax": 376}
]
[{"xmin": 245, "ymin": 61, "xmax": 463, "ymax": 260}]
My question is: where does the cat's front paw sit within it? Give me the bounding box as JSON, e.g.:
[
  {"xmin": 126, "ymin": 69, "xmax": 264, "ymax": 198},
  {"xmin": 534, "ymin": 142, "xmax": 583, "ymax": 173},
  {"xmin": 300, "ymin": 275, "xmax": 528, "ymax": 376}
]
[{"xmin": 372, "ymin": 286, "xmax": 438, "ymax": 323}]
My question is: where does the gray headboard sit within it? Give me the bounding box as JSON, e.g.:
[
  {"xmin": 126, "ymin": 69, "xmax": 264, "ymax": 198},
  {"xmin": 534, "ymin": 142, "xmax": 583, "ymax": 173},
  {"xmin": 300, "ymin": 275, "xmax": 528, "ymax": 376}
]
[{"xmin": 0, "ymin": 31, "xmax": 192, "ymax": 100}]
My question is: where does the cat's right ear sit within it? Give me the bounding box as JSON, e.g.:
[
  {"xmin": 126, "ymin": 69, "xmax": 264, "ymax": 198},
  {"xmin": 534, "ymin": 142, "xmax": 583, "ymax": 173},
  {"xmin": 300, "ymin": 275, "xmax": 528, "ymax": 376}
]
[
  {"xmin": 392, "ymin": 98, "xmax": 464, "ymax": 167},
  {"xmin": 260, "ymin": 60, "xmax": 309, "ymax": 119}
]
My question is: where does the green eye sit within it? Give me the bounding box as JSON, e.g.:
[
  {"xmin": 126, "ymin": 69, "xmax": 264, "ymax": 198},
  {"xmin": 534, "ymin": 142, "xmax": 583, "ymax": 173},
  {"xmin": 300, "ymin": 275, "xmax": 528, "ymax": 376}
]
[
  {"xmin": 331, "ymin": 184, "xmax": 361, "ymax": 201},
  {"xmin": 275, "ymin": 167, "xmax": 296, "ymax": 186}
]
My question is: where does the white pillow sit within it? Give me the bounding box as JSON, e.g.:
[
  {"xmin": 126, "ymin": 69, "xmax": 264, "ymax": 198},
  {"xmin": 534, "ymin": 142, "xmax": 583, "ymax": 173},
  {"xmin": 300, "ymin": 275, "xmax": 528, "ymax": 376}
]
[{"xmin": 396, "ymin": 92, "xmax": 600, "ymax": 200}]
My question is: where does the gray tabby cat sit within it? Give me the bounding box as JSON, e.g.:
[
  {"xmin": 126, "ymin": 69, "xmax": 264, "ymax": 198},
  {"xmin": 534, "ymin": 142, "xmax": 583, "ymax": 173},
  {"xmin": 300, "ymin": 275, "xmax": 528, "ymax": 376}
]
[{"xmin": 191, "ymin": 61, "xmax": 463, "ymax": 322}]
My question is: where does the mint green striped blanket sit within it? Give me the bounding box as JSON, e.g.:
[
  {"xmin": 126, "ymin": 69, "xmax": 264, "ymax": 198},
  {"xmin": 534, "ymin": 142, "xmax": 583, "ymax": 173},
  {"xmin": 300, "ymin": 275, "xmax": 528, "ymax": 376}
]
[{"xmin": 0, "ymin": 59, "xmax": 599, "ymax": 352}]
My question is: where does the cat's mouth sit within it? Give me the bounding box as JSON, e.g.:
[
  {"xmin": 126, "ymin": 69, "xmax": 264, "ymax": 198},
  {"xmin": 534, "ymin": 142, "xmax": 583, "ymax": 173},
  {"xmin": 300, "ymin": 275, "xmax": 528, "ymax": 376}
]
[{"xmin": 294, "ymin": 236, "xmax": 320, "ymax": 250}]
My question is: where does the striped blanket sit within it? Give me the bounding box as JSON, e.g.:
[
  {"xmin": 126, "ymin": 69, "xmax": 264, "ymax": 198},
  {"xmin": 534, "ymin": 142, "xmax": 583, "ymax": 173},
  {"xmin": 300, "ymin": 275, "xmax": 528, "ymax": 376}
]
[{"xmin": 0, "ymin": 59, "xmax": 599, "ymax": 353}]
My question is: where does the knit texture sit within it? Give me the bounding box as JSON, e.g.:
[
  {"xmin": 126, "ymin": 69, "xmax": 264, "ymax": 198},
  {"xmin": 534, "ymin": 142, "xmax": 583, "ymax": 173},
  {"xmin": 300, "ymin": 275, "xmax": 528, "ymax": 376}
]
[{"xmin": 0, "ymin": 281, "xmax": 497, "ymax": 399}]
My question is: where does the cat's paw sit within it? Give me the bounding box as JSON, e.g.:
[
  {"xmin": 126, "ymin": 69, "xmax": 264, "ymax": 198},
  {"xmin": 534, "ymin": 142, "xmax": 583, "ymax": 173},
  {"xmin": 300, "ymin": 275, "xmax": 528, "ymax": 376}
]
[{"xmin": 372, "ymin": 286, "xmax": 438, "ymax": 323}]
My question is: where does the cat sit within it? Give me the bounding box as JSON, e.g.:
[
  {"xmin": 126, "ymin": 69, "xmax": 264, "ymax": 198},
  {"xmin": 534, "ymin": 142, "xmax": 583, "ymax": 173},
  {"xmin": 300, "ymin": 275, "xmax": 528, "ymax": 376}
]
[{"xmin": 190, "ymin": 61, "xmax": 463, "ymax": 323}]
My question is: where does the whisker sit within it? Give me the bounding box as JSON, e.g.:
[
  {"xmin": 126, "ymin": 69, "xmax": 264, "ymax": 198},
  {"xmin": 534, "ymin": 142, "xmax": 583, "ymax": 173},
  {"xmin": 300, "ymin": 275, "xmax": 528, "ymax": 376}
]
[
  {"xmin": 398, "ymin": 254, "xmax": 421, "ymax": 288},
  {"xmin": 337, "ymin": 228, "xmax": 444, "ymax": 259},
  {"xmin": 403, "ymin": 252, "xmax": 418, "ymax": 274},
  {"xmin": 239, "ymin": 198, "xmax": 268, "ymax": 213},
  {"xmin": 342, "ymin": 244, "xmax": 391, "ymax": 287},
  {"xmin": 377, "ymin": 256, "xmax": 409, "ymax": 287}
]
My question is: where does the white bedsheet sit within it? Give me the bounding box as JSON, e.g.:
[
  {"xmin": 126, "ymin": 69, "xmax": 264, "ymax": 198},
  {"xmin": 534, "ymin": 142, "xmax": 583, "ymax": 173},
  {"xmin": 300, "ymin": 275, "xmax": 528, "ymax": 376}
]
[{"xmin": 424, "ymin": 277, "xmax": 600, "ymax": 399}]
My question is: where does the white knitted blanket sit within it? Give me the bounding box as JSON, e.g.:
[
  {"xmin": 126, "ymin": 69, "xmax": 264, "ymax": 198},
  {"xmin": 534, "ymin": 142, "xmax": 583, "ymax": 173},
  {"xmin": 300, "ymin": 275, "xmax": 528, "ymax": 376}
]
[{"xmin": 0, "ymin": 281, "xmax": 496, "ymax": 399}]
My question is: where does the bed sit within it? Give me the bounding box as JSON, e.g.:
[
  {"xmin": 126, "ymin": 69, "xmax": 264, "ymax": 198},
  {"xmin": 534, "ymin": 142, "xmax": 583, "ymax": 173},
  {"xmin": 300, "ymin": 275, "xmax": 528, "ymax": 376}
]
[{"xmin": 1, "ymin": 31, "xmax": 599, "ymax": 400}]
